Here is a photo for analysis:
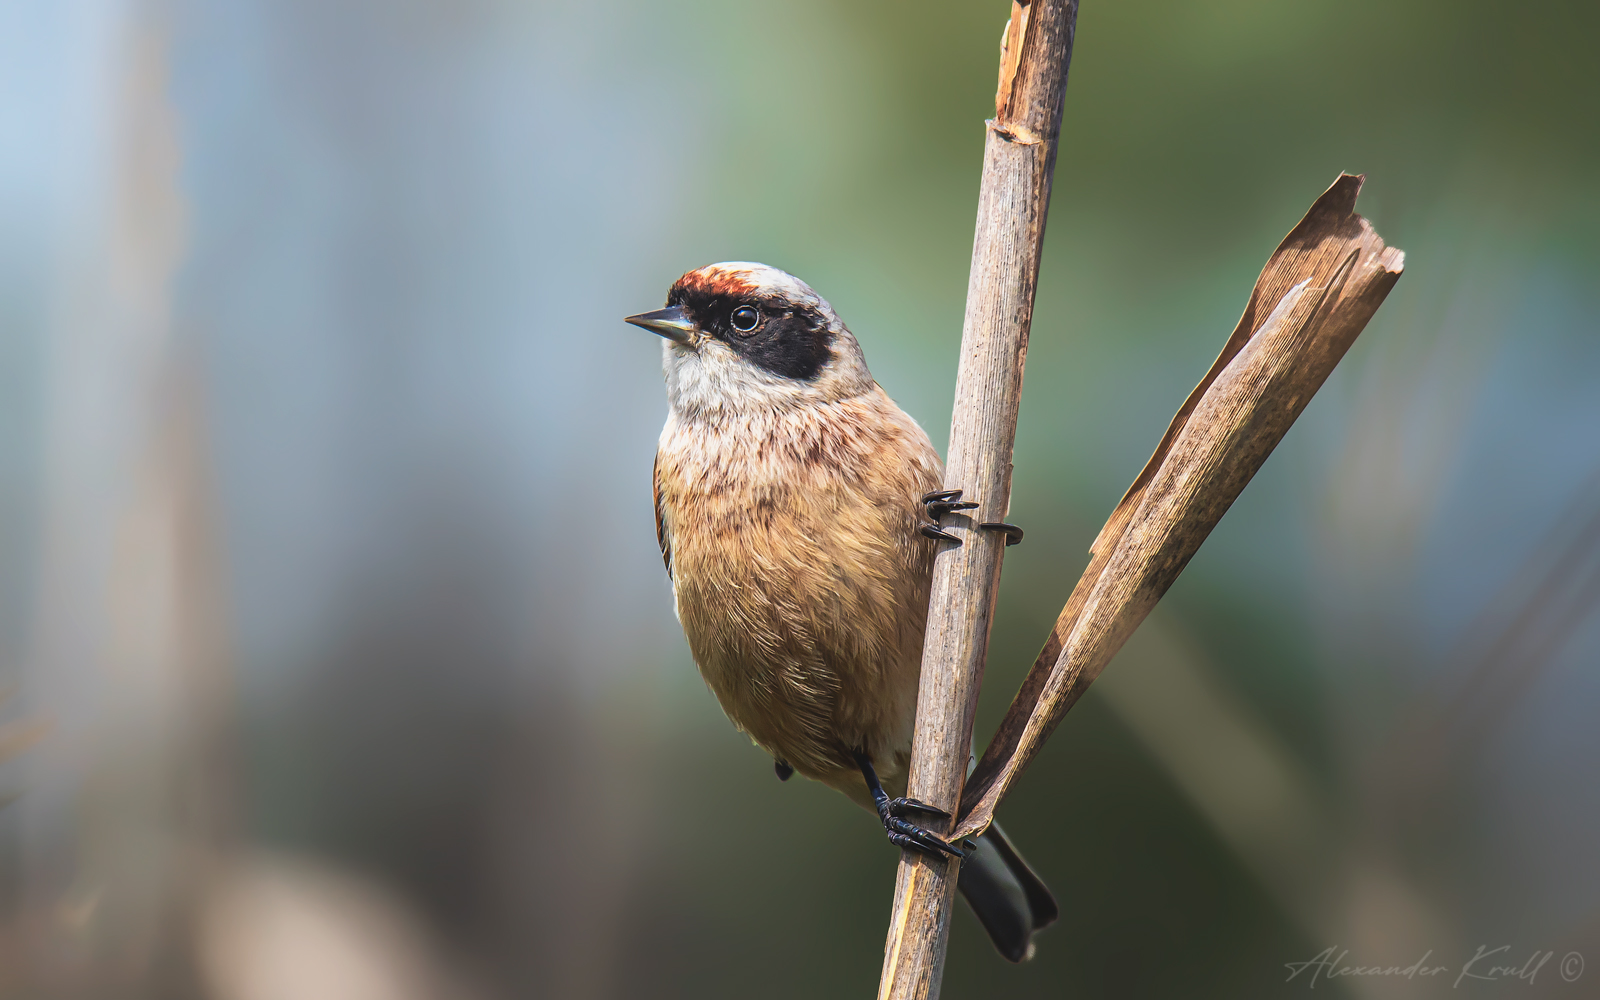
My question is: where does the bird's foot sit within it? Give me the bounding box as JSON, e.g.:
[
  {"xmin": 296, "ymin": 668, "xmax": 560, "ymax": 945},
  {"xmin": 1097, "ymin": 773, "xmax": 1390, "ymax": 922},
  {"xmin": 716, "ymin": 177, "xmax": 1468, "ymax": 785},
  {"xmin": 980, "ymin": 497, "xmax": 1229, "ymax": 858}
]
[
  {"xmin": 854, "ymin": 750, "xmax": 967, "ymax": 859},
  {"xmin": 919, "ymin": 489, "xmax": 1023, "ymax": 546},
  {"xmin": 877, "ymin": 799, "xmax": 967, "ymax": 859},
  {"xmin": 920, "ymin": 489, "xmax": 977, "ymax": 543},
  {"xmin": 889, "ymin": 799, "xmax": 978, "ymax": 852}
]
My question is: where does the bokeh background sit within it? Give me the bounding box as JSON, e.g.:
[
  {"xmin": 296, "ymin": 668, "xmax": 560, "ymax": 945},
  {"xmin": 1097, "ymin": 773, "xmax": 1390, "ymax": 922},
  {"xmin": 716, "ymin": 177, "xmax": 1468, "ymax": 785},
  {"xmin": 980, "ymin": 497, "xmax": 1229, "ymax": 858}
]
[{"xmin": 2, "ymin": 0, "xmax": 1598, "ymax": 997}]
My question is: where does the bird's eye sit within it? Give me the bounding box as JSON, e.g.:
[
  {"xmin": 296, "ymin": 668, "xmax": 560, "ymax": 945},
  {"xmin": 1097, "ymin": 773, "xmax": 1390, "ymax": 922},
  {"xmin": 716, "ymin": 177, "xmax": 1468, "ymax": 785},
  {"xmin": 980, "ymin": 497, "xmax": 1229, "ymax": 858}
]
[{"xmin": 730, "ymin": 304, "xmax": 760, "ymax": 334}]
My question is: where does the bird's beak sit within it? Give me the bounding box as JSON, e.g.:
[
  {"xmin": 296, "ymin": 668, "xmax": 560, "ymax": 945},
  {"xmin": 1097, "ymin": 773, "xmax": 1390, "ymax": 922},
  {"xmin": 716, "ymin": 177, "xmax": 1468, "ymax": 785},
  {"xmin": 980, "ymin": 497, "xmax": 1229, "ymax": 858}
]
[{"xmin": 624, "ymin": 305, "xmax": 696, "ymax": 345}]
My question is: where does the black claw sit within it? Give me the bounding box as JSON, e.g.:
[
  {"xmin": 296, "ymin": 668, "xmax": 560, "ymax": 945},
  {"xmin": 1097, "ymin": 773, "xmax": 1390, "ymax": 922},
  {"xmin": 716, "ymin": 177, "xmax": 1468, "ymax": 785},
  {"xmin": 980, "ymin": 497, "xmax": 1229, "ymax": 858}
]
[
  {"xmin": 980, "ymin": 522, "xmax": 1024, "ymax": 546},
  {"xmin": 897, "ymin": 818, "xmax": 967, "ymax": 859},
  {"xmin": 775, "ymin": 760, "xmax": 793, "ymax": 782},
  {"xmin": 923, "ymin": 488, "xmax": 979, "ymax": 520},
  {"xmin": 887, "ymin": 831, "xmax": 941, "ymax": 855},
  {"xmin": 926, "ymin": 499, "xmax": 980, "ymax": 518},
  {"xmin": 888, "ymin": 797, "xmax": 950, "ymax": 820},
  {"xmin": 886, "ymin": 817, "xmax": 965, "ymax": 858},
  {"xmin": 920, "ymin": 524, "xmax": 962, "ymax": 543}
]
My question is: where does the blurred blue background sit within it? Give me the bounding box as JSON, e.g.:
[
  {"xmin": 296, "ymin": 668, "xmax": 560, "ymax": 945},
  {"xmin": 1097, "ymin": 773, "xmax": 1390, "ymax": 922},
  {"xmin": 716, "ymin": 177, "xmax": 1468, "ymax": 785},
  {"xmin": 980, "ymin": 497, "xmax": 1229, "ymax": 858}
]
[{"xmin": 1, "ymin": 1, "xmax": 1597, "ymax": 997}]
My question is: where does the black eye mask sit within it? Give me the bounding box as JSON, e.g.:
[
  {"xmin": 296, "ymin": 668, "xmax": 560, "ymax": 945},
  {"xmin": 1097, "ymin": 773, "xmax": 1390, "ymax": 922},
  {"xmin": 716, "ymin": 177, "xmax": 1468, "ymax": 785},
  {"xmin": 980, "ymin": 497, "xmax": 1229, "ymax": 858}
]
[{"xmin": 671, "ymin": 290, "xmax": 833, "ymax": 382}]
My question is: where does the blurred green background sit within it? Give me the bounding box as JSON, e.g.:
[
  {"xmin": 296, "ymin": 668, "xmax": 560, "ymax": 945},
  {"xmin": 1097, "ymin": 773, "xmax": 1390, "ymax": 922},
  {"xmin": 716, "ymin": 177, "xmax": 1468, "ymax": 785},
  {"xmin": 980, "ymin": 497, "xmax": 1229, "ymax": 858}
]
[{"xmin": 2, "ymin": 0, "xmax": 1597, "ymax": 998}]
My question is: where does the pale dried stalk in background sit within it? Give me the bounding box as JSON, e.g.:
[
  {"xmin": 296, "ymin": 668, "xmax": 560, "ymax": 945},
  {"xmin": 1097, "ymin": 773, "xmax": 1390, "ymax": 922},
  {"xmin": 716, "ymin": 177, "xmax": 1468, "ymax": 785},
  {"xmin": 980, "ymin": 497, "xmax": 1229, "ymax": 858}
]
[{"xmin": 8, "ymin": 10, "xmax": 234, "ymax": 997}]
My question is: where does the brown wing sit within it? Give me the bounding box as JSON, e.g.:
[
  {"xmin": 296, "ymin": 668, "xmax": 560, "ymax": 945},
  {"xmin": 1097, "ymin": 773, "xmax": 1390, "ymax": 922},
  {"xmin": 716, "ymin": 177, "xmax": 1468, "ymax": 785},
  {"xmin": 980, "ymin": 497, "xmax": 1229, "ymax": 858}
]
[{"xmin": 652, "ymin": 452, "xmax": 672, "ymax": 579}]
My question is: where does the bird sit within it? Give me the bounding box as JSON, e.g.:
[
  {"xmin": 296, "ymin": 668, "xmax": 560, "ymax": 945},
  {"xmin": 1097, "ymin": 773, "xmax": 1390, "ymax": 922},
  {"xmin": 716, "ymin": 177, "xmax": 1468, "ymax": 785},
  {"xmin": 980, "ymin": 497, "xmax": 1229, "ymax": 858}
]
[{"xmin": 625, "ymin": 261, "xmax": 1057, "ymax": 963}]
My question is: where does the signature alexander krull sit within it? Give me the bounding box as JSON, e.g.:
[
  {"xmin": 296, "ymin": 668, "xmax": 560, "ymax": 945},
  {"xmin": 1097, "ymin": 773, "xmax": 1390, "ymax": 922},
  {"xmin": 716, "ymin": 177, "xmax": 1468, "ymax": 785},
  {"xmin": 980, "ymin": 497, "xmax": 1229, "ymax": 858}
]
[{"xmin": 1284, "ymin": 946, "xmax": 1585, "ymax": 988}]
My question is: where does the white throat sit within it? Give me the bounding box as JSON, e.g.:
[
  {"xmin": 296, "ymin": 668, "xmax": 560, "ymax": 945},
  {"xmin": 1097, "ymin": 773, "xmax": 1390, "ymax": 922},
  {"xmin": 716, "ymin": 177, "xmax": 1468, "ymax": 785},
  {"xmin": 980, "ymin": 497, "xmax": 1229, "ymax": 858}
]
[{"xmin": 662, "ymin": 328, "xmax": 875, "ymax": 422}]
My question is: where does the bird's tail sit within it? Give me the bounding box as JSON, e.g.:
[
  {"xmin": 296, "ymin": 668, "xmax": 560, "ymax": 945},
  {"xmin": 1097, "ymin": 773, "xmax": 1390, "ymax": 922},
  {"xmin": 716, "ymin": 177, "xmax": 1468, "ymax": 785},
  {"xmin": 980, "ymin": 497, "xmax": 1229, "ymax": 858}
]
[{"xmin": 956, "ymin": 821, "xmax": 1058, "ymax": 962}]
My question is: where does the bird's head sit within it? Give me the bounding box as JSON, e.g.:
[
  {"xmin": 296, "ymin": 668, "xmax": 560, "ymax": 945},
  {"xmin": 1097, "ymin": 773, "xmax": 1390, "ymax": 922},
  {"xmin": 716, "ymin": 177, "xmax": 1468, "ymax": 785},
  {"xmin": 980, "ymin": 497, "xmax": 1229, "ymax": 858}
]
[{"xmin": 625, "ymin": 262, "xmax": 875, "ymax": 419}]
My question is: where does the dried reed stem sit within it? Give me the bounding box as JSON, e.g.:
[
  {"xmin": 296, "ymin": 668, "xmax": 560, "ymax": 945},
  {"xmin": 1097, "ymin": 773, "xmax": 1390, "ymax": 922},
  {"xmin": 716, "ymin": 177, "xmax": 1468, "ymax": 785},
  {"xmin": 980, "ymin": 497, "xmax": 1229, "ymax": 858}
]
[
  {"xmin": 954, "ymin": 173, "xmax": 1405, "ymax": 841},
  {"xmin": 878, "ymin": 4, "xmax": 1078, "ymax": 998}
]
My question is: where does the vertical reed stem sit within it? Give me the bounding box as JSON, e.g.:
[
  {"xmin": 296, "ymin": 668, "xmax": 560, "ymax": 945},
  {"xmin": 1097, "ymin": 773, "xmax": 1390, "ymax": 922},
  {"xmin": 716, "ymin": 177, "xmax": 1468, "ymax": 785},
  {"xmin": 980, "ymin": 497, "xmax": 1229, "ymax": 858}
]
[{"xmin": 877, "ymin": 4, "xmax": 1078, "ymax": 997}]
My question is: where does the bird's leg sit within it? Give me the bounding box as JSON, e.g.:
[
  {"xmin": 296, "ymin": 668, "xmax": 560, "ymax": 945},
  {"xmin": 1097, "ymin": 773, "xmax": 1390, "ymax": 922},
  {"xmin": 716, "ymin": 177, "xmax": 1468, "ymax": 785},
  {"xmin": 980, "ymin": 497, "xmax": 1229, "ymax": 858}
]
[
  {"xmin": 852, "ymin": 750, "xmax": 966, "ymax": 859},
  {"xmin": 919, "ymin": 489, "xmax": 1024, "ymax": 546}
]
